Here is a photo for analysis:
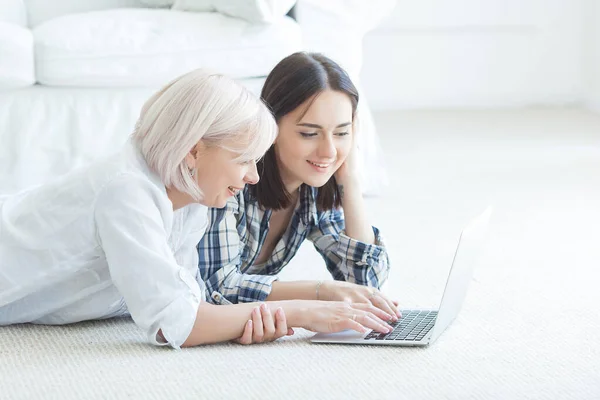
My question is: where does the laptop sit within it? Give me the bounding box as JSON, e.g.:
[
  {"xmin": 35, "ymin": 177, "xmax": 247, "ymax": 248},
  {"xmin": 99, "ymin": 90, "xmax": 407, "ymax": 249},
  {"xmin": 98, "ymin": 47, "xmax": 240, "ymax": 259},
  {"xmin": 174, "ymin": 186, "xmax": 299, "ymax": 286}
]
[{"xmin": 311, "ymin": 207, "xmax": 492, "ymax": 347}]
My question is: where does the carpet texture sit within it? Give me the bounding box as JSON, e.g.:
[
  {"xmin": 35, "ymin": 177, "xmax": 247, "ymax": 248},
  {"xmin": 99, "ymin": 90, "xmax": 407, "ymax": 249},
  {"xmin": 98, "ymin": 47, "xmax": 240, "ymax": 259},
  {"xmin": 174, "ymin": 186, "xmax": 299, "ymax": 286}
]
[{"xmin": 1, "ymin": 248, "xmax": 598, "ymax": 399}]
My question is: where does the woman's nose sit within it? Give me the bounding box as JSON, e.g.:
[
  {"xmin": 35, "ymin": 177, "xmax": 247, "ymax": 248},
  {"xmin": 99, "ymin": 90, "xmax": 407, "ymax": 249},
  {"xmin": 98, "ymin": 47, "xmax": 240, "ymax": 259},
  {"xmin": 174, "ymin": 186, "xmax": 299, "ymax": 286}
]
[
  {"xmin": 244, "ymin": 161, "xmax": 260, "ymax": 185},
  {"xmin": 317, "ymin": 136, "xmax": 337, "ymax": 159}
]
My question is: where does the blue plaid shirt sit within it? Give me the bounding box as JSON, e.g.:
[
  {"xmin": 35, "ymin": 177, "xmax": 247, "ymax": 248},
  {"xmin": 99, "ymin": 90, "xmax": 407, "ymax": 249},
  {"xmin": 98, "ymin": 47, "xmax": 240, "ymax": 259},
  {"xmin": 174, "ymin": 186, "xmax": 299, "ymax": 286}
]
[{"xmin": 197, "ymin": 184, "xmax": 390, "ymax": 304}]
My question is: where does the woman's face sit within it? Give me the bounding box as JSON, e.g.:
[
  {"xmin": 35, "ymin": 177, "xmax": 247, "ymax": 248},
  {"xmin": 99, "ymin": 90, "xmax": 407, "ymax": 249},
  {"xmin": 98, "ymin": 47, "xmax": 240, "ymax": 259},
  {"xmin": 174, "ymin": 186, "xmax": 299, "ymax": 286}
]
[
  {"xmin": 190, "ymin": 139, "xmax": 259, "ymax": 208},
  {"xmin": 275, "ymin": 89, "xmax": 354, "ymax": 189}
]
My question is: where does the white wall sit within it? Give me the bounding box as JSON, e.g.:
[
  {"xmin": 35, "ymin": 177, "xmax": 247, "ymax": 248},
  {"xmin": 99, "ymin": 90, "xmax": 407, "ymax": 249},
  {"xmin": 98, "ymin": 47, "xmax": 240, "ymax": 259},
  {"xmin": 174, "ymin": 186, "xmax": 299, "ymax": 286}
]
[{"xmin": 360, "ymin": 0, "xmax": 587, "ymax": 110}]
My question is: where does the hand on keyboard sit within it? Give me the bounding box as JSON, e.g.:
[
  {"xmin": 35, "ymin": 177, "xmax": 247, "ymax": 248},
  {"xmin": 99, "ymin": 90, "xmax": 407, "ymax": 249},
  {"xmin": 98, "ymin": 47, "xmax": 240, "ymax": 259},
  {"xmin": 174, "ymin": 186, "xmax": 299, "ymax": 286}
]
[
  {"xmin": 298, "ymin": 301, "xmax": 394, "ymax": 335},
  {"xmin": 317, "ymin": 281, "xmax": 402, "ymax": 321}
]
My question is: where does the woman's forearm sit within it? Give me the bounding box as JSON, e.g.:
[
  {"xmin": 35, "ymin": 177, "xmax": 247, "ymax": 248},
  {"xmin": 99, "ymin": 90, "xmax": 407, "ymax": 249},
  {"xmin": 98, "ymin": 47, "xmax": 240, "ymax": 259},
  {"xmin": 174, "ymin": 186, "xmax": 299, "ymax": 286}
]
[
  {"xmin": 181, "ymin": 297, "xmax": 395, "ymax": 347},
  {"xmin": 337, "ymin": 177, "xmax": 375, "ymax": 244},
  {"xmin": 266, "ymin": 280, "xmax": 321, "ymax": 301},
  {"xmin": 182, "ymin": 300, "xmax": 305, "ymax": 347}
]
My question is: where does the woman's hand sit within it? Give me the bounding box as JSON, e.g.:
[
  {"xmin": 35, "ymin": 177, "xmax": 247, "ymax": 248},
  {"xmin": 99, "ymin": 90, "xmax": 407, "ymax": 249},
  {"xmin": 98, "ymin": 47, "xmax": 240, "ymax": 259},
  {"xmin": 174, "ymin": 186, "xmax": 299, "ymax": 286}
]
[
  {"xmin": 295, "ymin": 301, "xmax": 394, "ymax": 335},
  {"xmin": 319, "ymin": 281, "xmax": 401, "ymax": 320},
  {"xmin": 334, "ymin": 137, "xmax": 359, "ymax": 184},
  {"xmin": 235, "ymin": 303, "xmax": 294, "ymax": 345}
]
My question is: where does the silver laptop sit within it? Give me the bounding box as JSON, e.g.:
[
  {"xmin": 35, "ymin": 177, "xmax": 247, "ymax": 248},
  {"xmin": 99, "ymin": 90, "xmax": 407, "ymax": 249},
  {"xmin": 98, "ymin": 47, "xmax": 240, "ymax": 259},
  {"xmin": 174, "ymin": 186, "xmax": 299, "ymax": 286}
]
[{"xmin": 311, "ymin": 207, "xmax": 492, "ymax": 347}]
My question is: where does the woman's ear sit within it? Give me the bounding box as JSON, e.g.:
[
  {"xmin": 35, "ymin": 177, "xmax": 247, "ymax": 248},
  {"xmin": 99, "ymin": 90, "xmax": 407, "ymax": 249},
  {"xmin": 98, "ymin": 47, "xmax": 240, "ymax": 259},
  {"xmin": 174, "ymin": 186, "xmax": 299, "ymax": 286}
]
[
  {"xmin": 184, "ymin": 152, "xmax": 195, "ymax": 170},
  {"xmin": 185, "ymin": 142, "xmax": 202, "ymax": 169}
]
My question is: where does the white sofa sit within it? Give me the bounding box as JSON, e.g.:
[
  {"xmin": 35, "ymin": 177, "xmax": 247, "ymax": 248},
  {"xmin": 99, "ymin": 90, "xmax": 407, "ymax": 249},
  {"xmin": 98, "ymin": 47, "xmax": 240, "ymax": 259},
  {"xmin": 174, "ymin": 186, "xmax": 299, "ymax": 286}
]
[{"xmin": 0, "ymin": 0, "xmax": 391, "ymax": 195}]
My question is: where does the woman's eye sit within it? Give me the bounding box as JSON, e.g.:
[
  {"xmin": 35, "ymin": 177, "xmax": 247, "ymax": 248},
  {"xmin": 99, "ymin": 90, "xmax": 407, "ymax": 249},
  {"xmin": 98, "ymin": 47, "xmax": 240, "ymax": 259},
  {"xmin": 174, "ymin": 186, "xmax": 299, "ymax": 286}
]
[
  {"xmin": 336, "ymin": 131, "xmax": 350, "ymax": 136},
  {"xmin": 300, "ymin": 132, "xmax": 318, "ymax": 137}
]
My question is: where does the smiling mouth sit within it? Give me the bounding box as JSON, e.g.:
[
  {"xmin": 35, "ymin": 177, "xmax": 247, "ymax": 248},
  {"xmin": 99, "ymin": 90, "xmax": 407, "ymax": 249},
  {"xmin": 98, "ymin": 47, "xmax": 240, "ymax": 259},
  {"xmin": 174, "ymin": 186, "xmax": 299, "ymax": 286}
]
[
  {"xmin": 228, "ymin": 186, "xmax": 241, "ymax": 196},
  {"xmin": 307, "ymin": 160, "xmax": 331, "ymax": 168}
]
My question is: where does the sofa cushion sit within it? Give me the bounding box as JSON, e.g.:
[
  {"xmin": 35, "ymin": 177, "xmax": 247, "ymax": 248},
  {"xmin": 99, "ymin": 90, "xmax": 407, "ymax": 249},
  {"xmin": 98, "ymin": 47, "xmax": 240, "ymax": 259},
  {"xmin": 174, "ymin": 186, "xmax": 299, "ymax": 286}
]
[
  {"xmin": 0, "ymin": 22, "xmax": 35, "ymax": 89},
  {"xmin": 33, "ymin": 8, "xmax": 302, "ymax": 87},
  {"xmin": 138, "ymin": 0, "xmax": 174, "ymax": 6},
  {"xmin": 172, "ymin": 0, "xmax": 296, "ymax": 23}
]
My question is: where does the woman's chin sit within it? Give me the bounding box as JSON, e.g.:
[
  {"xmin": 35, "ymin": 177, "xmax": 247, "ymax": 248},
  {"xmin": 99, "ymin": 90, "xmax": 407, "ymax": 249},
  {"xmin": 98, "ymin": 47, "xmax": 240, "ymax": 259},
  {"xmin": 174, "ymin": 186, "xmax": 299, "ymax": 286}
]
[
  {"xmin": 200, "ymin": 196, "xmax": 227, "ymax": 209},
  {"xmin": 303, "ymin": 174, "xmax": 334, "ymax": 188}
]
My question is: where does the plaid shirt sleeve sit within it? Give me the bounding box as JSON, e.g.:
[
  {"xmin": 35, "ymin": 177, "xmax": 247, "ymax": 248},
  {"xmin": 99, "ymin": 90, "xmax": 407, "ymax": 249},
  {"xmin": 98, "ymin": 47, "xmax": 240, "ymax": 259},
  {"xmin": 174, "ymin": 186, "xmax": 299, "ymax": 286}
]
[
  {"xmin": 307, "ymin": 207, "xmax": 390, "ymax": 289},
  {"xmin": 196, "ymin": 200, "xmax": 278, "ymax": 304}
]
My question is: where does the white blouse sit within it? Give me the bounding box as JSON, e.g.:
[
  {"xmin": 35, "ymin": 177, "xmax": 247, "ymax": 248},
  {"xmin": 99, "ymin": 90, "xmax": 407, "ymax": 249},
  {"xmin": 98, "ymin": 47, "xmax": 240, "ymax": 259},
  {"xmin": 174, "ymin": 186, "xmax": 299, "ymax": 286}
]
[{"xmin": 0, "ymin": 141, "xmax": 208, "ymax": 348}]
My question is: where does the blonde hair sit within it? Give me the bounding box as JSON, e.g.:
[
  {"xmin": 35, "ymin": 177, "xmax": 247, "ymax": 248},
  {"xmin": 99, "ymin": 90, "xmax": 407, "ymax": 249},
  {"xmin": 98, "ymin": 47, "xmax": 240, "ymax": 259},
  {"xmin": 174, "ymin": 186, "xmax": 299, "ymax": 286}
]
[{"xmin": 132, "ymin": 69, "xmax": 277, "ymax": 201}]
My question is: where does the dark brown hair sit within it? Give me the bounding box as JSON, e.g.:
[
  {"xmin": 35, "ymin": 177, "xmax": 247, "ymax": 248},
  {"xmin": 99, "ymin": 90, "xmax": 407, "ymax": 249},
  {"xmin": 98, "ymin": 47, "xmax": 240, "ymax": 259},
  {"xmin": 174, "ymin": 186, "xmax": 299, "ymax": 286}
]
[{"xmin": 250, "ymin": 52, "xmax": 359, "ymax": 210}]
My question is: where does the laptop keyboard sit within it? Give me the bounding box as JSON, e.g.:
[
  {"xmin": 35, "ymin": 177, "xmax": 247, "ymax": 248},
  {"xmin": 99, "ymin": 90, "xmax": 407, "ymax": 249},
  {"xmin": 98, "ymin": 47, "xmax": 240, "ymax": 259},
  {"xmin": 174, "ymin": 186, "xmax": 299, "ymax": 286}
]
[{"xmin": 364, "ymin": 310, "xmax": 437, "ymax": 342}]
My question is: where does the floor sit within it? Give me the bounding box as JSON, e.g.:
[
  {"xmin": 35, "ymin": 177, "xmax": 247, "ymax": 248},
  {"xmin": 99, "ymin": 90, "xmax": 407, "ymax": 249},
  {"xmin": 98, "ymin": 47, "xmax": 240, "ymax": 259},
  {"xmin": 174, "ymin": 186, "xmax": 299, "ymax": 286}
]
[{"xmin": 2, "ymin": 108, "xmax": 599, "ymax": 399}]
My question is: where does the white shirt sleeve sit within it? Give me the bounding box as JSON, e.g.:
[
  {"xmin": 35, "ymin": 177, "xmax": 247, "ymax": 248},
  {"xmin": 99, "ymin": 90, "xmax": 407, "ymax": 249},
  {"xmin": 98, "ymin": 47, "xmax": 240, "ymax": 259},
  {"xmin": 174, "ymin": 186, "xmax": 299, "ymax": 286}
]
[{"xmin": 94, "ymin": 174, "xmax": 203, "ymax": 349}]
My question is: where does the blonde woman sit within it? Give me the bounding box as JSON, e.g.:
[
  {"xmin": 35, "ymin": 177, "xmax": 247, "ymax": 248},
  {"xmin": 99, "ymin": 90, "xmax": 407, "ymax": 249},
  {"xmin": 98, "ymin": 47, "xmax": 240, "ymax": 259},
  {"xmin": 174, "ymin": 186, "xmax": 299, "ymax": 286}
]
[{"xmin": 0, "ymin": 69, "xmax": 394, "ymax": 348}]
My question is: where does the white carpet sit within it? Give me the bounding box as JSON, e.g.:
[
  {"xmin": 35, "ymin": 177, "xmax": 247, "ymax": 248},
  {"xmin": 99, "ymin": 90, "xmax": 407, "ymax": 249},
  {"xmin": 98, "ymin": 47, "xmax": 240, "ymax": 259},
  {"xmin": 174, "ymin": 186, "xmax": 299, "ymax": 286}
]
[{"xmin": 1, "ymin": 109, "xmax": 599, "ymax": 399}]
